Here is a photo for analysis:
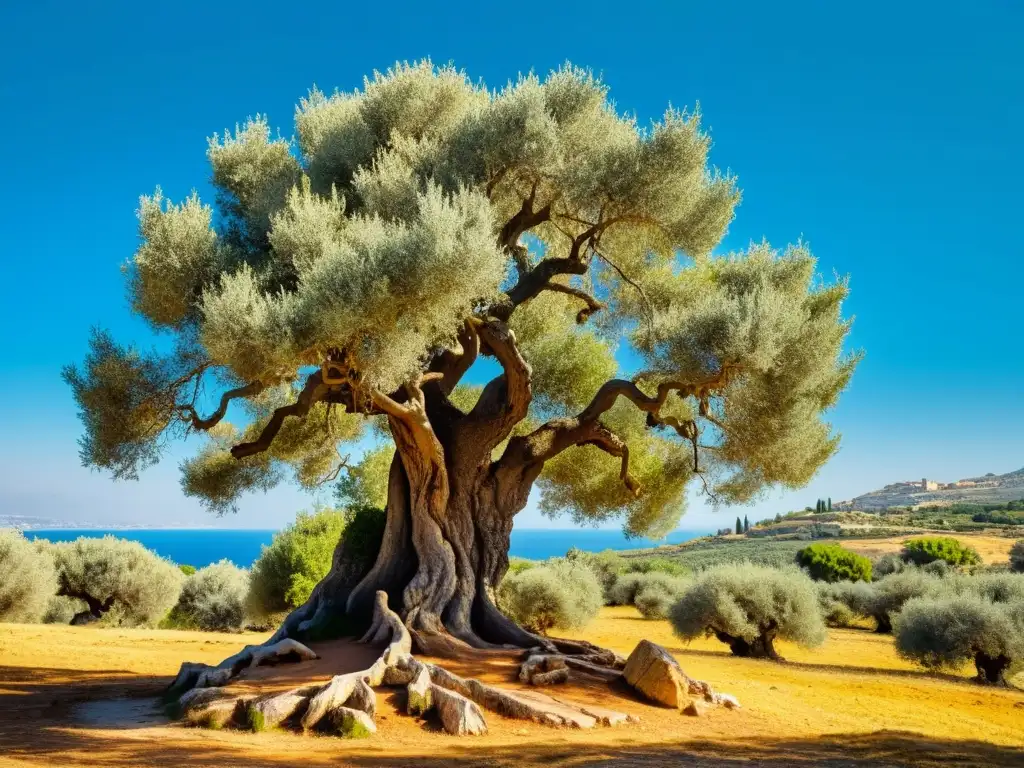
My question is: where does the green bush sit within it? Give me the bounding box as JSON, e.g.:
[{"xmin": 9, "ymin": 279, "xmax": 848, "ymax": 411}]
[
  {"xmin": 902, "ymin": 537, "xmax": 982, "ymax": 568},
  {"xmin": 816, "ymin": 580, "xmax": 874, "ymax": 627},
  {"xmin": 866, "ymin": 570, "xmax": 943, "ymax": 633},
  {"xmin": 1010, "ymin": 540, "xmax": 1024, "ymax": 574},
  {"xmin": 0, "ymin": 529, "xmax": 57, "ymax": 623},
  {"xmin": 894, "ymin": 594, "xmax": 1024, "ymax": 684},
  {"xmin": 796, "ymin": 543, "xmax": 872, "ymax": 583},
  {"xmin": 46, "ymin": 536, "xmax": 183, "ymax": 626},
  {"xmin": 669, "ymin": 564, "xmax": 825, "ymax": 659},
  {"xmin": 168, "ymin": 560, "xmax": 250, "ymax": 631},
  {"xmin": 178, "ymin": 564, "xmax": 197, "ymax": 576},
  {"xmin": 506, "ymin": 557, "xmax": 536, "ymax": 577},
  {"xmin": 497, "ymin": 558, "xmax": 603, "ymax": 633},
  {"xmin": 247, "ymin": 509, "xmax": 348, "ymax": 619}
]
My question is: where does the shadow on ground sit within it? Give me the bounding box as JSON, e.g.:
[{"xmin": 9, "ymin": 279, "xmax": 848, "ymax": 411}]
[{"xmin": 1, "ymin": 665, "xmax": 1021, "ymax": 768}]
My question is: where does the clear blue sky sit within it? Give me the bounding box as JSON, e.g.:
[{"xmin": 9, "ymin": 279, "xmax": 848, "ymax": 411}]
[{"xmin": 0, "ymin": 1, "xmax": 1020, "ymax": 531}]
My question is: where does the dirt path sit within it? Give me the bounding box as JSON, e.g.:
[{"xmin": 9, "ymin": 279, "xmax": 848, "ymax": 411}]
[{"xmin": 1, "ymin": 615, "xmax": 1022, "ymax": 767}]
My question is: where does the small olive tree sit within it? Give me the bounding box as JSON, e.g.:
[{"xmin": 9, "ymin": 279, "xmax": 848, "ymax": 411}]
[
  {"xmin": 169, "ymin": 560, "xmax": 250, "ymax": 631},
  {"xmin": 952, "ymin": 572, "xmax": 1024, "ymax": 604},
  {"xmin": 1009, "ymin": 540, "xmax": 1024, "ymax": 574},
  {"xmin": 47, "ymin": 536, "xmax": 183, "ymax": 626},
  {"xmin": 817, "ymin": 580, "xmax": 874, "ymax": 628},
  {"xmin": 0, "ymin": 530, "xmax": 57, "ymax": 623},
  {"xmin": 668, "ymin": 564, "xmax": 825, "ymax": 659},
  {"xmin": 894, "ymin": 595, "xmax": 1024, "ymax": 685},
  {"xmin": 866, "ymin": 569, "xmax": 942, "ymax": 633},
  {"xmin": 609, "ymin": 572, "xmax": 689, "ymax": 618},
  {"xmin": 497, "ymin": 558, "xmax": 602, "ymax": 633}
]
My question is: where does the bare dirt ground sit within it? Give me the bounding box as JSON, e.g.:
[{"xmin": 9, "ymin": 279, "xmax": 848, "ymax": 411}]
[{"xmin": 1, "ymin": 609, "xmax": 1022, "ymax": 768}]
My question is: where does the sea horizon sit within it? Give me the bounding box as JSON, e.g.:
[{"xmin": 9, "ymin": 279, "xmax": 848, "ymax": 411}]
[{"xmin": 21, "ymin": 526, "xmax": 714, "ymax": 568}]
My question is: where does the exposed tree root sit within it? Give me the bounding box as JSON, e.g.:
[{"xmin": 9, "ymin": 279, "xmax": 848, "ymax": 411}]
[{"xmin": 167, "ymin": 589, "xmax": 645, "ymax": 737}]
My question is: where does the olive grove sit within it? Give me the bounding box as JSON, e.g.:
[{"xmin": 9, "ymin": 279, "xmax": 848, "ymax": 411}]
[{"xmin": 66, "ymin": 61, "xmax": 856, "ymax": 654}]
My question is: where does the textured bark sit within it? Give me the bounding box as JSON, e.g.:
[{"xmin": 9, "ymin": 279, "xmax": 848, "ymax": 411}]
[
  {"xmin": 974, "ymin": 652, "xmax": 1010, "ymax": 685},
  {"xmin": 715, "ymin": 629, "xmax": 784, "ymax": 661},
  {"xmin": 258, "ymin": 321, "xmax": 726, "ymax": 655}
]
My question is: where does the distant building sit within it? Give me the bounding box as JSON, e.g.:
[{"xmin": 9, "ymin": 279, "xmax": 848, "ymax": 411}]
[{"xmin": 922, "ymin": 478, "xmax": 939, "ymax": 491}]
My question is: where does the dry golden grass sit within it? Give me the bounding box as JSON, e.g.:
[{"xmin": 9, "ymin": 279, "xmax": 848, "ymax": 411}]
[
  {"xmin": 1, "ymin": 610, "xmax": 1022, "ymax": 768},
  {"xmin": 840, "ymin": 533, "xmax": 1017, "ymax": 563}
]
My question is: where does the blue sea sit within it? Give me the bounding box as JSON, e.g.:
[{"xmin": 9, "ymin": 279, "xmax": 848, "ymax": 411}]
[{"xmin": 24, "ymin": 528, "xmax": 709, "ymax": 569}]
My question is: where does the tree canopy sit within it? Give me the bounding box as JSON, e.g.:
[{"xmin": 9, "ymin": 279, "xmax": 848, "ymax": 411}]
[{"xmin": 66, "ymin": 60, "xmax": 857, "ymax": 542}]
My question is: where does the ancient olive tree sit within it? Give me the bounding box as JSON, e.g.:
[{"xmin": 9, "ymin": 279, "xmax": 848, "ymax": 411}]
[{"xmin": 66, "ymin": 62, "xmax": 856, "ymax": 652}]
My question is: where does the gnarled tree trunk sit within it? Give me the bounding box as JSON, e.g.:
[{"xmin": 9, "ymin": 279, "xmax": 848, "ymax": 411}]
[
  {"xmin": 254, "ymin": 319, "xmax": 716, "ymax": 656},
  {"xmin": 974, "ymin": 652, "xmax": 1010, "ymax": 685}
]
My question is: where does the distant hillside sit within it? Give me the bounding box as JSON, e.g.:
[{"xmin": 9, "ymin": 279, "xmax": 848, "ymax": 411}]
[{"xmin": 837, "ymin": 467, "xmax": 1024, "ymax": 511}]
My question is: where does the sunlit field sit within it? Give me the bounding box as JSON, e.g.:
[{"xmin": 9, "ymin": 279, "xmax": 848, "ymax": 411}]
[{"xmin": 2, "ymin": 607, "xmax": 1021, "ymax": 768}]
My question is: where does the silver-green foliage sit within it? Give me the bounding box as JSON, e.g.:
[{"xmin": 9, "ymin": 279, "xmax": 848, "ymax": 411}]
[
  {"xmin": 608, "ymin": 572, "xmax": 689, "ymax": 612},
  {"xmin": 171, "ymin": 560, "xmax": 250, "ymax": 631},
  {"xmin": 47, "ymin": 536, "xmax": 183, "ymax": 627},
  {"xmin": 65, "ymin": 60, "xmax": 857, "ymax": 538},
  {"xmin": 816, "ymin": 580, "xmax": 874, "ymax": 628},
  {"xmin": 669, "ymin": 563, "xmax": 826, "ymax": 649},
  {"xmin": 865, "ymin": 569, "xmax": 943, "ymax": 633},
  {"xmin": 497, "ymin": 558, "xmax": 603, "ymax": 632},
  {"xmin": 894, "ymin": 594, "xmax": 1024, "ymax": 679},
  {"xmin": 0, "ymin": 530, "xmax": 57, "ymax": 623}
]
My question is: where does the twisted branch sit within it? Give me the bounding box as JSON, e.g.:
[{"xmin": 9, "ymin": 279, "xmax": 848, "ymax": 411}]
[{"xmin": 178, "ymin": 381, "xmax": 264, "ymax": 431}]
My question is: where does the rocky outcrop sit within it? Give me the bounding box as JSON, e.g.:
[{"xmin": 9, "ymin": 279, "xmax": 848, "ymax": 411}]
[
  {"xmin": 623, "ymin": 640, "xmax": 691, "ymax": 708},
  {"xmin": 623, "ymin": 640, "xmax": 739, "ymax": 713},
  {"xmin": 519, "ymin": 654, "xmax": 569, "ymax": 685},
  {"xmin": 329, "ymin": 706, "xmax": 376, "ymax": 738}
]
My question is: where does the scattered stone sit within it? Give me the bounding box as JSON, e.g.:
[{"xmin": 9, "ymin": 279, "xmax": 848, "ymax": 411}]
[
  {"xmin": 548, "ymin": 696, "xmax": 638, "ymax": 727},
  {"xmin": 330, "ymin": 706, "xmax": 376, "ymax": 738},
  {"xmin": 623, "ymin": 640, "xmax": 690, "ymax": 709},
  {"xmin": 682, "ymin": 699, "xmax": 708, "ymax": 717},
  {"xmin": 345, "ymin": 678, "xmax": 376, "ymax": 719},
  {"xmin": 430, "ymin": 685, "xmax": 487, "ymax": 735},
  {"xmin": 508, "ymin": 689, "xmax": 598, "ymax": 728},
  {"xmin": 715, "ymin": 693, "xmax": 741, "ymax": 710},
  {"xmin": 407, "ymin": 665, "xmax": 433, "ymax": 716}
]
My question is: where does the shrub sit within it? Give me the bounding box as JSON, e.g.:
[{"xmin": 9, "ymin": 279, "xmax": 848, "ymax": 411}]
[
  {"xmin": 608, "ymin": 572, "xmax": 688, "ymax": 611},
  {"xmin": 1010, "ymin": 540, "xmax": 1024, "ymax": 574},
  {"xmin": 866, "ymin": 570, "xmax": 943, "ymax": 633},
  {"xmin": 796, "ymin": 543, "xmax": 872, "ymax": 583},
  {"xmin": 0, "ymin": 529, "xmax": 58, "ymax": 623},
  {"xmin": 47, "ymin": 536, "xmax": 183, "ymax": 626},
  {"xmin": 497, "ymin": 558, "xmax": 602, "ymax": 633},
  {"xmin": 668, "ymin": 564, "xmax": 826, "ymax": 659},
  {"xmin": 168, "ymin": 560, "xmax": 250, "ymax": 631},
  {"xmin": 873, "ymin": 553, "xmax": 907, "ymax": 578},
  {"xmin": 42, "ymin": 595, "xmax": 87, "ymax": 624},
  {"xmin": 902, "ymin": 537, "xmax": 982, "ymax": 568},
  {"xmin": 178, "ymin": 564, "xmax": 197, "ymax": 576},
  {"xmin": 624, "ymin": 557, "xmax": 689, "ymax": 577},
  {"xmin": 569, "ymin": 550, "xmax": 624, "ymax": 599},
  {"xmin": 247, "ymin": 509, "xmax": 347, "ymax": 619},
  {"xmin": 894, "ymin": 594, "xmax": 1024, "ymax": 684},
  {"xmin": 951, "ymin": 572, "xmax": 1024, "ymax": 604},
  {"xmin": 817, "ymin": 580, "xmax": 874, "ymax": 628},
  {"xmin": 506, "ymin": 557, "xmax": 536, "ymax": 577}
]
